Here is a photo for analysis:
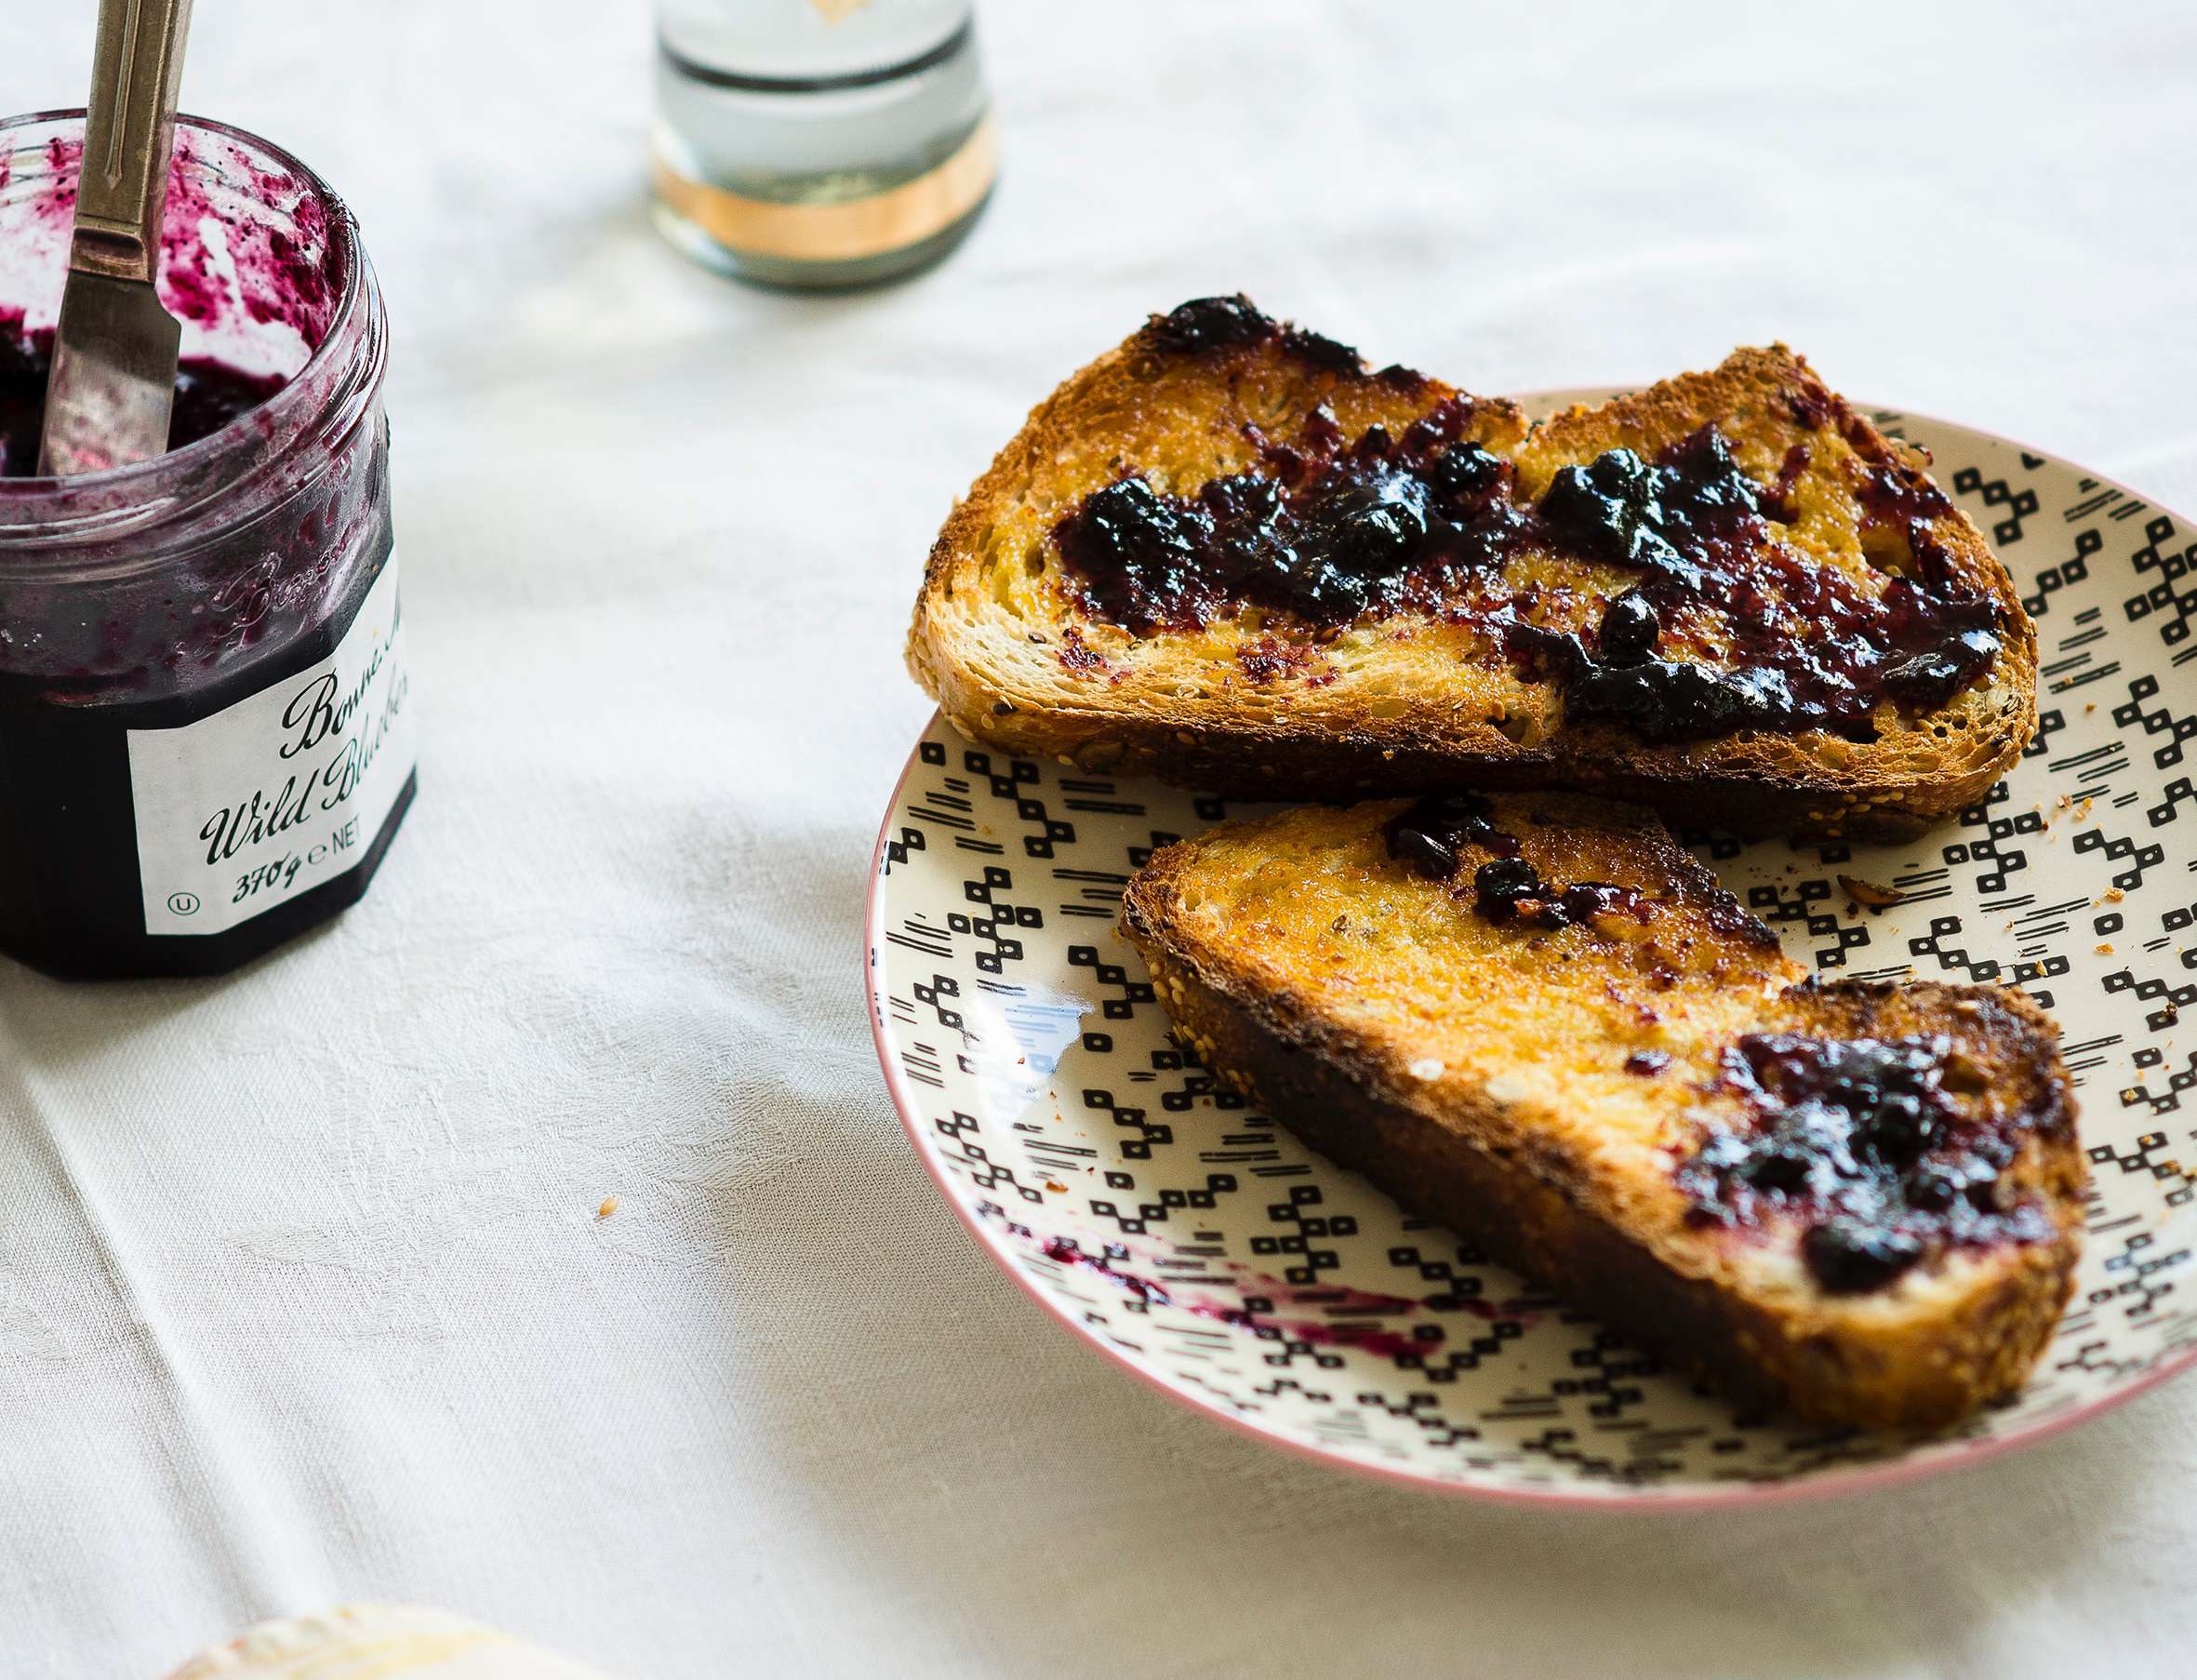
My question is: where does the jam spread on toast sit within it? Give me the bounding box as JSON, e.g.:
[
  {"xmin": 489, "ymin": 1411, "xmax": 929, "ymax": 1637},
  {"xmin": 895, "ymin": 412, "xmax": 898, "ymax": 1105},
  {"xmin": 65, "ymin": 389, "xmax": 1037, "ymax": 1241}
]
[
  {"xmin": 1138, "ymin": 293, "xmax": 1365, "ymax": 373},
  {"xmin": 1380, "ymin": 792, "xmax": 1515, "ymax": 879},
  {"xmin": 1470, "ymin": 857, "xmax": 1645, "ymax": 930},
  {"xmin": 1678, "ymin": 1031, "xmax": 2060, "ymax": 1292},
  {"xmin": 1506, "ymin": 428, "xmax": 2001, "ymax": 742},
  {"xmin": 1053, "ymin": 323, "xmax": 2005, "ymax": 743},
  {"xmin": 1379, "ymin": 793, "xmax": 1753, "ymax": 938},
  {"xmin": 1055, "ymin": 403, "xmax": 1511, "ymax": 637},
  {"xmin": 1376, "ymin": 792, "xmax": 2061, "ymax": 1294}
]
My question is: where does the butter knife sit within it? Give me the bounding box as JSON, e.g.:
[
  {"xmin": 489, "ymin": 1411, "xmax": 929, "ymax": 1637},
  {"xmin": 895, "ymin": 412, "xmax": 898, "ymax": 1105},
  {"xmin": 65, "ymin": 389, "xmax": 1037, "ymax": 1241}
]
[{"xmin": 37, "ymin": 0, "xmax": 196, "ymax": 477}]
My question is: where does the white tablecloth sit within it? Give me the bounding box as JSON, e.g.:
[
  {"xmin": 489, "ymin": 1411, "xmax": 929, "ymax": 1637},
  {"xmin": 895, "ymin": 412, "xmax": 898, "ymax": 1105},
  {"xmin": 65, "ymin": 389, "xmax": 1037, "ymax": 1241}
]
[{"xmin": 7, "ymin": 3, "xmax": 2197, "ymax": 1674}]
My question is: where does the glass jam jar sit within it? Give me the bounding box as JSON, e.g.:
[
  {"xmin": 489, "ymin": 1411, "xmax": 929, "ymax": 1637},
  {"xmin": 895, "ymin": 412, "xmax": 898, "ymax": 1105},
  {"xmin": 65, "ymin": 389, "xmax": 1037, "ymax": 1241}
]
[
  {"xmin": 651, "ymin": 0, "xmax": 994, "ymax": 288},
  {"xmin": 0, "ymin": 111, "xmax": 412, "ymax": 980}
]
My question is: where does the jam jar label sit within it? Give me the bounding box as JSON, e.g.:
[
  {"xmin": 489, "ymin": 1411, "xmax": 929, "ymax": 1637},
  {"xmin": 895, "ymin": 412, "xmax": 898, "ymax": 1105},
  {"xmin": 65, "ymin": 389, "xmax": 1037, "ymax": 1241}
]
[{"xmin": 126, "ymin": 559, "xmax": 415, "ymax": 937}]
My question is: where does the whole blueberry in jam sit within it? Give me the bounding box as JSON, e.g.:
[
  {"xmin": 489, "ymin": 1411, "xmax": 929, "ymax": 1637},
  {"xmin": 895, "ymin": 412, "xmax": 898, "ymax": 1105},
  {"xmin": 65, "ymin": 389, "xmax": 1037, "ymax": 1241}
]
[
  {"xmin": 1804, "ymin": 1221, "xmax": 1925, "ymax": 1294},
  {"xmin": 1427, "ymin": 440, "xmax": 1503, "ymax": 502},
  {"xmin": 1472, "ymin": 856, "xmax": 1547, "ymax": 921},
  {"xmin": 1390, "ymin": 826, "xmax": 1458, "ymax": 881},
  {"xmin": 1381, "ymin": 793, "xmax": 1508, "ymax": 881},
  {"xmin": 1554, "ymin": 881, "xmax": 1644, "ymax": 925},
  {"xmin": 1598, "ymin": 592, "xmax": 1660, "ymax": 666},
  {"xmin": 1288, "ymin": 470, "xmax": 1433, "ymax": 608},
  {"xmin": 1142, "ymin": 294, "xmax": 1276, "ymax": 354}
]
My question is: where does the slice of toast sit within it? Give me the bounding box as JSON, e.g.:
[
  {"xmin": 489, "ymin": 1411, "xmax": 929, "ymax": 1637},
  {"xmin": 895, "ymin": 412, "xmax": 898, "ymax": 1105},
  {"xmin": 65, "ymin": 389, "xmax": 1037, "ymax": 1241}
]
[
  {"xmin": 909, "ymin": 298, "xmax": 2038, "ymax": 840},
  {"xmin": 1117, "ymin": 793, "xmax": 2084, "ymax": 1428}
]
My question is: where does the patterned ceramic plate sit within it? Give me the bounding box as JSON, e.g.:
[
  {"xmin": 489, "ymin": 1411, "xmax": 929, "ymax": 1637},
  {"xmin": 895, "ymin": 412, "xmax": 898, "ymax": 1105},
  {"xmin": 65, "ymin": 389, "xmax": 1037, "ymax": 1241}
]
[{"xmin": 867, "ymin": 399, "xmax": 2197, "ymax": 1505}]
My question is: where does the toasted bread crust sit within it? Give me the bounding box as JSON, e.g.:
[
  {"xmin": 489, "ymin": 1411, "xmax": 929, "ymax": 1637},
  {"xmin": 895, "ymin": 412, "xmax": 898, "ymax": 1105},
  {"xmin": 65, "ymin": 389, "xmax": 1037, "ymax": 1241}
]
[
  {"xmin": 909, "ymin": 316, "xmax": 2037, "ymax": 841},
  {"xmin": 1117, "ymin": 800, "xmax": 2084, "ymax": 1429},
  {"xmin": 1144, "ymin": 951, "xmax": 2079, "ymax": 1427}
]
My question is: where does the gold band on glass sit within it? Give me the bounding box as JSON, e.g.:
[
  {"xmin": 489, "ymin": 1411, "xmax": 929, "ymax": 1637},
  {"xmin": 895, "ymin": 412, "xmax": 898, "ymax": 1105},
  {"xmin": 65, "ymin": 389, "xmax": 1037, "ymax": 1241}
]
[{"xmin": 651, "ymin": 114, "xmax": 996, "ymax": 263}]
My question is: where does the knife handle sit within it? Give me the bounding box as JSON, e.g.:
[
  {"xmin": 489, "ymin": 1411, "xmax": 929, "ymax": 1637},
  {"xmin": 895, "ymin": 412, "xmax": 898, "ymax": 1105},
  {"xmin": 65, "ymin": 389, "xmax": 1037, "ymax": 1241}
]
[{"xmin": 71, "ymin": 0, "xmax": 197, "ymax": 285}]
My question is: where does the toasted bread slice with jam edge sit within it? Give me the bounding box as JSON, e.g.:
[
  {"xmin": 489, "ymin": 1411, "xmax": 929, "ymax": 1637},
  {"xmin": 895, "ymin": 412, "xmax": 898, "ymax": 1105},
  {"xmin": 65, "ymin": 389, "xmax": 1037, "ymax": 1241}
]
[
  {"xmin": 1118, "ymin": 793, "xmax": 2084, "ymax": 1429},
  {"xmin": 910, "ymin": 298, "xmax": 2037, "ymax": 840}
]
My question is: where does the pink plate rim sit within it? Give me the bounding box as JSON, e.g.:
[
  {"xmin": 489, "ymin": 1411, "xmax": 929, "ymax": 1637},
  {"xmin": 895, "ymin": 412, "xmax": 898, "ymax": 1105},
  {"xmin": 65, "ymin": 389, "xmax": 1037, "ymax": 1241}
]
[{"xmin": 864, "ymin": 395, "xmax": 2197, "ymax": 1511}]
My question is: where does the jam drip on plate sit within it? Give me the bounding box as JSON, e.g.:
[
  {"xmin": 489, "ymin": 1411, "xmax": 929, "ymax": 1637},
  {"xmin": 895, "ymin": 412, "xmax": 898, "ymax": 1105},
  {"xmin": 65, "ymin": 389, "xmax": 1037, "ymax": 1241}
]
[
  {"xmin": 1676, "ymin": 1033, "xmax": 2058, "ymax": 1293},
  {"xmin": 1050, "ymin": 364, "xmax": 2004, "ymax": 743},
  {"xmin": 0, "ymin": 315, "xmax": 286, "ymax": 478}
]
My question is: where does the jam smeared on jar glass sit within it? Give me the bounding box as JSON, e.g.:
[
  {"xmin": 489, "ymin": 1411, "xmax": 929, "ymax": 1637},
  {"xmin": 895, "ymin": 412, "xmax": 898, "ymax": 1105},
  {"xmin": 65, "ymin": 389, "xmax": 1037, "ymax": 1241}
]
[
  {"xmin": 1050, "ymin": 331, "xmax": 2005, "ymax": 742},
  {"xmin": 0, "ymin": 315, "xmax": 286, "ymax": 477},
  {"xmin": 0, "ymin": 113, "xmax": 406, "ymax": 982},
  {"xmin": 1677, "ymin": 1032, "xmax": 2058, "ymax": 1293}
]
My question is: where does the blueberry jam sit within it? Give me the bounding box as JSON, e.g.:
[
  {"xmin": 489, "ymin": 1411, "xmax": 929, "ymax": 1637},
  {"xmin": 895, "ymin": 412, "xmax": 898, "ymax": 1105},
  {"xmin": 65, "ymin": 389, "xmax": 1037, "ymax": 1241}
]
[
  {"xmin": 1032, "ymin": 1233, "xmax": 1447, "ymax": 1363},
  {"xmin": 1138, "ymin": 293, "xmax": 1365, "ymax": 372},
  {"xmin": 1140, "ymin": 293, "xmax": 1279, "ymax": 356},
  {"xmin": 1055, "ymin": 400, "xmax": 1514, "ymax": 637},
  {"xmin": 1470, "ymin": 856, "xmax": 1645, "ymax": 931},
  {"xmin": 1677, "ymin": 1032, "xmax": 2057, "ymax": 1293},
  {"xmin": 1051, "ymin": 327, "xmax": 2005, "ymax": 742},
  {"xmin": 1503, "ymin": 428, "xmax": 2002, "ymax": 743},
  {"xmin": 1381, "ymin": 792, "xmax": 1516, "ymax": 881},
  {"xmin": 1379, "ymin": 793, "xmax": 1648, "ymax": 933},
  {"xmin": 1381, "ymin": 792, "xmax": 1781, "ymax": 953},
  {"xmin": 0, "ymin": 318, "xmax": 286, "ymax": 477}
]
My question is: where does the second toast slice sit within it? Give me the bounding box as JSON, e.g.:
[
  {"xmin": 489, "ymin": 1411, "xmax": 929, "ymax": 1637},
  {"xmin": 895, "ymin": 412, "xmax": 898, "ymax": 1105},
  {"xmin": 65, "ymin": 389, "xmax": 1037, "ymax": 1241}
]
[{"xmin": 1118, "ymin": 793, "xmax": 2083, "ymax": 1427}]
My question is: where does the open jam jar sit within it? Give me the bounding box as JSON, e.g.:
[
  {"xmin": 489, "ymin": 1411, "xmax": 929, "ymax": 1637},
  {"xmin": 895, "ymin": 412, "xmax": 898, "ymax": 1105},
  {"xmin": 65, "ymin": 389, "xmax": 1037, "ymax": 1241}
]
[{"xmin": 0, "ymin": 112, "xmax": 412, "ymax": 980}]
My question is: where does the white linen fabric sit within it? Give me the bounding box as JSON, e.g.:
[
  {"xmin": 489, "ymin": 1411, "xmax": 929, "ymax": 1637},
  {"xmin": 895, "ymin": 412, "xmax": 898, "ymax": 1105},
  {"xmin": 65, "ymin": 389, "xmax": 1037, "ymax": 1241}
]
[{"xmin": 6, "ymin": 3, "xmax": 2197, "ymax": 1675}]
